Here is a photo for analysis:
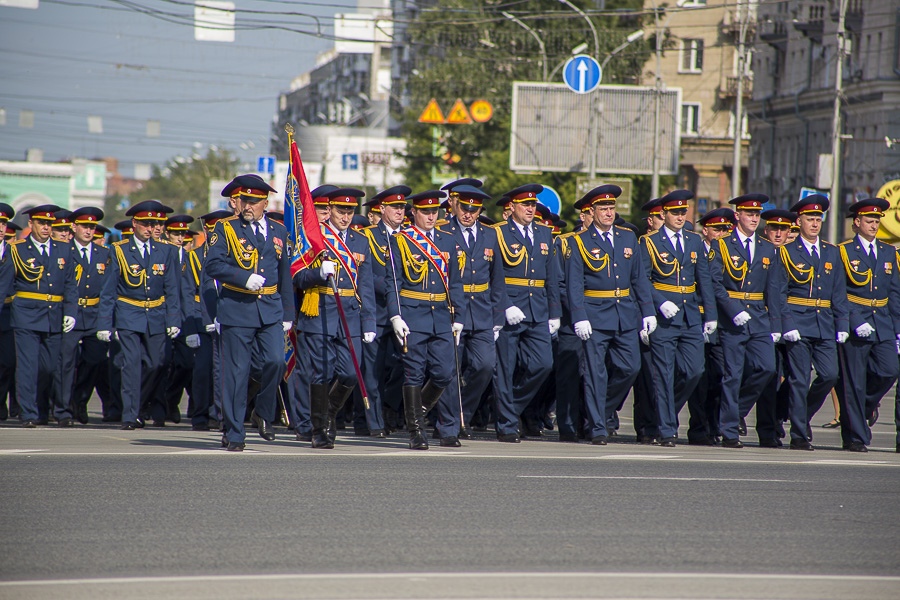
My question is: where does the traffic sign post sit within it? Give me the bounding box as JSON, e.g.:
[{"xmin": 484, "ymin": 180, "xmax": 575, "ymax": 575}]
[
  {"xmin": 537, "ymin": 186, "xmax": 561, "ymax": 215},
  {"xmin": 563, "ymin": 55, "xmax": 602, "ymax": 94},
  {"xmin": 418, "ymin": 99, "xmax": 445, "ymax": 125},
  {"xmin": 445, "ymin": 99, "xmax": 473, "ymax": 125},
  {"xmin": 257, "ymin": 155, "xmax": 275, "ymax": 174},
  {"xmin": 341, "ymin": 154, "xmax": 359, "ymax": 171},
  {"xmin": 469, "ymin": 99, "xmax": 493, "ymax": 123}
]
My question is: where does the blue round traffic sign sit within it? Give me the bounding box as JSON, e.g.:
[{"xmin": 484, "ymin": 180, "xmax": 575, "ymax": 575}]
[
  {"xmin": 562, "ymin": 55, "xmax": 602, "ymax": 94},
  {"xmin": 537, "ymin": 186, "xmax": 561, "ymax": 215}
]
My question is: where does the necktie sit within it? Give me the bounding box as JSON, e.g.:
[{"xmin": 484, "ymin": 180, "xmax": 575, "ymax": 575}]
[
  {"xmin": 254, "ymin": 223, "xmax": 265, "ymax": 247},
  {"xmin": 40, "ymin": 244, "xmax": 47, "ymax": 257},
  {"xmin": 82, "ymin": 247, "xmax": 88, "ymax": 263},
  {"xmin": 810, "ymin": 244, "xmax": 819, "ymax": 267},
  {"xmin": 428, "ymin": 231, "xmax": 434, "ymax": 243},
  {"xmin": 603, "ymin": 232, "xmax": 612, "ymax": 251},
  {"xmin": 744, "ymin": 237, "xmax": 752, "ymax": 263},
  {"xmin": 524, "ymin": 226, "xmax": 532, "ymax": 247},
  {"xmin": 464, "ymin": 227, "xmax": 473, "ymax": 248},
  {"xmin": 674, "ymin": 232, "xmax": 683, "ymax": 256},
  {"xmin": 867, "ymin": 243, "xmax": 876, "ymax": 262},
  {"xmin": 141, "ymin": 243, "xmax": 147, "ymax": 260}
]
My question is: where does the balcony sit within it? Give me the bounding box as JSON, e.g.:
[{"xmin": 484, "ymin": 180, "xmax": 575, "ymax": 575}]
[
  {"xmin": 721, "ymin": 9, "xmax": 757, "ymax": 37},
  {"xmin": 718, "ymin": 76, "xmax": 753, "ymax": 101},
  {"xmin": 793, "ymin": 19, "xmax": 824, "ymax": 43},
  {"xmin": 758, "ymin": 19, "xmax": 787, "ymax": 51},
  {"xmin": 832, "ymin": 0, "xmax": 864, "ymax": 33}
]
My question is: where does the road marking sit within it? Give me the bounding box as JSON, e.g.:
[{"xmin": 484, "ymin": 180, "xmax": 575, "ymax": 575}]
[
  {"xmin": 518, "ymin": 475, "xmax": 798, "ymax": 482},
  {"xmin": 0, "ymin": 449, "xmax": 47, "ymax": 454},
  {"xmin": 2, "ymin": 571, "xmax": 898, "ymax": 587}
]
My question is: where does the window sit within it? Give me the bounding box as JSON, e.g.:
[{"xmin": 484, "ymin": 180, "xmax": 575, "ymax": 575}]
[
  {"xmin": 682, "ymin": 103, "xmax": 700, "ymax": 136},
  {"xmin": 680, "ymin": 39, "xmax": 704, "ymax": 73}
]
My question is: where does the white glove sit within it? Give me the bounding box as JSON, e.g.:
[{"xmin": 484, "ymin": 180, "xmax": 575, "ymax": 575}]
[
  {"xmin": 732, "ymin": 311, "xmax": 751, "ymax": 327},
  {"xmin": 320, "ymin": 260, "xmax": 336, "ymax": 279},
  {"xmin": 213, "ymin": 318, "xmax": 220, "ymax": 334},
  {"xmin": 390, "ymin": 315, "xmax": 410, "ymax": 343},
  {"xmin": 703, "ymin": 331, "xmax": 710, "ymax": 344},
  {"xmin": 703, "ymin": 321, "xmax": 717, "ymax": 336},
  {"xmin": 96, "ymin": 330, "xmax": 112, "ymax": 343},
  {"xmin": 246, "ymin": 273, "xmax": 265, "ymax": 291},
  {"xmin": 167, "ymin": 326, "xmax": 181, "ymax": 339},
  {"xmin": 771, "ymin": 332, "xmax": 782, "ymax": 343},
  {"xmin": 505, "ymin": 305, "xmax": 526, "ymax": 326},
  {"xmin": 363, "ymin": 331, "xmax": 376, "ymax": 344},
  {"xmin": 836, "ymin": 331, "xmax": 849, "ymax": 344},
  {"xmin": 855, "ymin": 323, "xmax": 875, "ymax": 338},
  {"xmin": 452, "ymin": 322, "xmax": 464, "ymax": 345},
  {"xmin": 659, "ymin": 300, "xmax": 680, "ymax": 319},
  {"xmin": 573, "ymin": 320, "xmax": 592, "ymax": 341},
  {"xmin": 548, "ymin": 318, "xmax": 561, "ymax": 335},
  {"xmin": 62, "ymin": 316, "xmax": 76, "ymax": 333},
  {"xmin": 783, "ymin": 329, "xmax": 801, "ymax": 343},
  {"xmin": 642, "ymin": 316, "xmax": 657, "ymax": 335},
  {"xmin": 281, "ymin": 321, "xmax": 292, "ymax": 333},
  {"xmin": 639, "ymin": 329, "xmax": 650, "ymax": 346},
  {"xmin": 205, "ymin": 323, "xmax": 216, "ymax": 334},
  {"xmin": 493, "ymin": 325, "xmax": 502, "ymax": 341},
  {"xmin": 185, "ymin": 334, "xmax": 201, "ymax": 348},
  {"xmin": 897, "ymin": 340, "xmax": 900, "ymax": 355},
  {"xmin": 114, "ymin": 331, "xmax": 119, "ymax": 341}
]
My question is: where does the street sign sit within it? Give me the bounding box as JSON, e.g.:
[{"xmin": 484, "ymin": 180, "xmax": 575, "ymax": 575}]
[
  {"xmin": 257, "ymin": 155, "xmax": 275, "ymax": 174},
  {"xmin": 445, "ymin": 98, "xmax": 473, "ymax": 124},
  {"xmin": 341, "ymin": 153, "xmax": 359, "ymax": 171},
  {"xmin": 470, "ymin": 99, "xmax": 493, "ymax": 123},
  {"xmin": 418, "ymin": 98, "xmax": 445, "ymax": 124},
  {"xmin": 575, "ymin": 176, "xmax": 633, "ymax": 218},
  {"xmin": 537, "ymin": 186, "xmax": 561, "ymax": 215},
  {"xmin": 563, "ymin": 55, "xmax": 602, "ymax": 94},
  {"xmin": 799, "ymin": 187, "xmax": 827, "ymax": 201}
]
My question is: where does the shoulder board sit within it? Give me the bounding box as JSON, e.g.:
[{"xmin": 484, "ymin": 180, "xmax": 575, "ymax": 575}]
[
  {"xmin": 536, "ymin": 222, "xmax": 553, "ymax": 229},
  {"xmin": 363, "ymin": 224, "xmax": 377, "ymax": 231},
  {"xmin": 647, "ymin": 229, "xmax": 660, "ymax": 236},
  {"xmin": 10, "ymin": 239, "xmax": 24, "ymax": 245},
  {"xmin": 490, "ymin": 222, "xmax": 504, "ymax": 229},
  {"xmin": 435, "ymin": 226, "xmax": 452, "ymax": 235},
  {"xmin": 822, "ymin": 241, "xmax": 835, "ymax": 247},
  {"xmin": 222, "ymin": 215, "xmax": 238, "ymax": 222},
  {"xmin": 436, "ymin": 219, "xmax": 449, "ymax": 227},
  {"xmin": 557, "ymin": 231, "xmax": 579, "ymax": 240},
  {"xmin": 614, "ymin": 225, "xmax": 631, "ymax": 231},
  {"xmin": 112, "ymin": 239, "xmax": 129, "ymax": 247},
  {"xmin": 837, "ymin": 239, "xmax": 853, "ymax": 246}
]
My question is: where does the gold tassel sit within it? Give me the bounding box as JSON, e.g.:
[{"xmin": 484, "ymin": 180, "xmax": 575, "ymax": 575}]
[{"xmin": 300, "ymin": 288, "xmax": 320, "ymax": 317}]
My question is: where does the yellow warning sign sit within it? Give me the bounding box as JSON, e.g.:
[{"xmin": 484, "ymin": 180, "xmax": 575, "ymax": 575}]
[
  {"xmin": 445, "ymin": 98, "xmax": 473, "ymax": 125},
  {"xmin": 469, "ymin": 99, "xmax": 493, "ymax": 123},
  {"xmin": 417, "ymin": 98, "xmax": 445, "ymax": 125}
]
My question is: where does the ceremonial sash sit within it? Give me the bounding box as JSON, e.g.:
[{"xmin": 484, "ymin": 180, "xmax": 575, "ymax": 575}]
[
  {"xmin": 322, "ymin": 224, "xmax": 359, "ymax": 297},
  {"xmin": 400, "ymin": 227, "xmax": 449, "ymax": 291}
]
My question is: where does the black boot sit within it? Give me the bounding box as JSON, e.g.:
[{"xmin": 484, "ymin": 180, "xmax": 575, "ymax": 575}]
[
  {"xmin": 421, "ymin": 380, "xmax": 446, "ymax": 413},
  {"xmin": 310, "ymin": 384, "xmax": 333, "ymax": 449},
  {"xmin": 327, "ymin": 381, "xmax": 356, "ymax": 443},
  {"xmin": 403, "ymin": 386, "xmax": 428, "ymax": 450}
]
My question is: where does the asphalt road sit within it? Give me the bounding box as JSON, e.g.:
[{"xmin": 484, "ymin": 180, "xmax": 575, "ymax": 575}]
[{"xmin": 1, "ymin": 406, "xmax": 899, "ymax": 600}]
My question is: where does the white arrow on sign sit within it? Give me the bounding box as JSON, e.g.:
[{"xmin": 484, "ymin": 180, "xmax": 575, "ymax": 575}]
[{"xmin": 577, "ymin": 59, "xmax": 588, "ymax": 93}]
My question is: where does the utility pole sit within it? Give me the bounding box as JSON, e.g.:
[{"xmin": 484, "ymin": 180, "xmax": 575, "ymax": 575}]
[
  {"xmin": 651, "ymin": 0, "xmax": 662, "ymax": 200},
  {"xmin": 730, "ymin": 0, "xmax": 750, "ymax": 199},
  {"xmin": 827, "ymin": 0, "xmax": 847, "ymax": 243}
]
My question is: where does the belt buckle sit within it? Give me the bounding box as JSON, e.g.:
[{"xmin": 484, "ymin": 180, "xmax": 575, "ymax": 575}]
[
  {"xmin": 46, "ymin": 294, "xmax": 53, "ymax": 302},
  {"xmin": 743, "ymin": 292, "xmax": 751, "ymax": 301},
  {"xmin": 528, "ymin": 279, "xmax": 535, "ymax": 287},
  {"xmin": 614, "ymin": 288, "xmax": 622, "ymax": 298},
  {"xmin": 814, "ymin": 298, "xmax": 822, "ymax": 308},
  {"xmin": 429, "ymin": 293, "xmax": 436, "ymax": 301},
  {"xmin": 680, "ymin": 286, "xmax": 687, "ymax": 294},
  {"xmin": 871, "ymin": 299, "xmax": 878, "ymax": 307},
  {"xmin": 78, "ymin": 298, "xmax": 86, "ymax": 306}
]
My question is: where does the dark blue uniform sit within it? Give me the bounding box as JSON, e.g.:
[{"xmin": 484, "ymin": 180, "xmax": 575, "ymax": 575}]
[
  {"xmin": 566, "ymin": 224, "xmax": 654, "ymax": 441},
  {"xmin": 639, "ymin": 226, "xmax": 717, "ymax": 442},
  {"xmin": 554, "ymin": 232, "xmax": 587, "ymax": 441},
  {"xmin": 205, "ymin": 214, "xmax": 293, "ymax": 445},
  {"xmin": 11, "ymin": 237, "xmax": 78, "ymax": 423}
]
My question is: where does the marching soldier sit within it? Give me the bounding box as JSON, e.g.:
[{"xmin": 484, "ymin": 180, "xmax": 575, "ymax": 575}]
[
  {"xmin": 385, "ymin": 190, "xmax": 465, "ymax": 449},
  {"xmin": 0, "ymin": 205, "xmax": 15, "ymax": 421},
  {"xmin": 51, "ymin": 210, "xmax": 74, "ymax": 243},
  {"xmin": 835, "ymin": 198, "xmax": 900, "ymax": 452},
  {"xmin": 205, "ymin": 175, "xmax": 293, "ymax": 451},
  {"xmin": 639, "ymin": 190, "xmax": 718, "ymax": 447},
  {"xmin": 709, "ymin": 195, "xmax": 786, "ymax": 448},
  {"xmin": 11, "ymin": 205, "xmax": 78, "ymax": 426},
  {"xmin": 97, "ymin": 200, "xmax": 181, "ymax": 430},
  {"xmin": 439, "ymin": 182, "xmax": 507, "ymax": 440},
  {"xmin": 566, "ymin": 185, "xmax": 656, "ymax": 445},
  {"xmin": 493, "ymin": 184, "xmax": 561, "ymax": 443},
  {"xmin": 779, "ymin": 194, "xmax": 849, "ymax": 450},
  {"xmin": 294, "ymin": 187, "xmax": 376, "ymax": 449},
  {"xmin": 115, "ymin": 220, "xmax": 134, "ymax": 241},
  {"xmin": 60, "ymin": 207, "xmax": 110, "ymax": 424}
]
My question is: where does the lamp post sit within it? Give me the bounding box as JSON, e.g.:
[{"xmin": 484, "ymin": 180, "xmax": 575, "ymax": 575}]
[
  {"xmin": 650, "ymin": 0, "xmax": 663, "ymax": 200},
  {"xmin": 502, "ymin": 11, "xmax": 548, "ymax": 82},
  {"xmin": 558, "ymin": 0, "xmax": 600, "ymax": 60},
  {"xmin": 828, "ymin": 0, "xmax": 847, "ymax": 243}
]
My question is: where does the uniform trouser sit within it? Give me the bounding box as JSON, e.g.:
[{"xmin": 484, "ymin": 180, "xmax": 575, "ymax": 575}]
[
  {"xmin": 649, "ymin": 322, "xmax": 705, "ymax": 440},
  {"xmin": 141, "ymin": 335, "xmax": 172, "ymax": 422},
  {"xmin": 581, "ymin": 328, "xmax": 640, "ymax": 439},
  {"xmin": 494, "ymin": 320, "xmax": 553, "ymax": 436},
  {"xmin": 220, "ymin": 323, "xmax": 283, "ymax": 443},
  {"xmin": 837, "ymin": 338, "xmax": 899, "ymax": 446},
  {"xmin": 106, "ymin": 338, "xmax": 124, "ymax": 419},
  {"xmin": 61, "ymin": 329, "xmax": 107, "ymax": 415},
  {"xmin": 162, "ymin": 336, "xmax": 195, "ymax": 420},
  {"xmin": 555, "ymin": 330, "xmax": 585, "ymax": 436},
  {"xmin": 116, "ymin": 330, "xmax": 166, "ymax": 424},
  {"xmin": 14, "ymin": 329, "xmax": 64, "ymax": 422},
  {"xmin": 210, "ymin": 330, "xmax": 223, "ymax": 422},
  {"xmin": 285, "ymin": 347, "xmax": 311, "ymax": 434},
  {"xmin": 0, "ymin": 327, "xmax": 18, "ymax": 418},
  {"xmin": 719, "ymin": 329, "xmax": 776, "ymax": 440},
  {"xmin": 402, "ymin": 330, "xmax": 456, "ymax": 435},
  {"xmin": 689, "ymin": 342, "xmax": 723, "ymax": 441},
  {"xmin": 441, "ymin": 329, "xmax": 495, "ymax": 432},
  {"xmin": 785, "ymin": 337, "xmax": 838, "ymax": 443},
  {"xmin": 524, "ymin": 334, "xmax": 558, "ymax": 431},
  {"xmin": 189, "ymin": 331, "xmax": 213, "ymax": 426},
  {"xmin": 305, "ymin": 331, "xmax": 360, "ymax": 389},
  {"xmin": 755, "ymin": 343, "xmax": 786, "ymax": 441},
  {"xmin": 632, "ymin": 341, "xmax": 659, "ymax": 438},
  {"xmin": 361, "ymin": 326, "xmax": 403, "ymax": 433}
]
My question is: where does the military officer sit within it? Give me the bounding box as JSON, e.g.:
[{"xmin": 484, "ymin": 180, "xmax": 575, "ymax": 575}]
[
  {"xmin": 51, "ymin": 210, "xmax": 74, "ymax": 243},
  {"xmin": 0, "ymin": 204, "xmax": 16, "ymax": 421},
  {"xmin": 834, "ymin": 198, "xmax": 900, "ymax": 452},
  {"xmin": 295, "ymin": 187, "xmax": 376, "ymax": 449},
  {"xmin": 779, "ymin": 194, "xmax": 850, "ymax": 451},
  {"xmin": 385, "ymin": 190, "xmax": 465, "ymax": 449},
  {"xmin": 359, "ymin": 186, "xmax": 410, "ymax": 437},
  {"xmin": 0, "ymin": 203, "xmax": 13, "ymax": 307},
  {"xmin": 492, "ymin": 184, "xmax": 562, "ymax": 443},
  {"xmin": 709, "ymin": 194, "xmax": 786, "ymax": 448},
  {"xmin": 10, "ymin": 205, "xmax": 78, "ymax": 426},
  {"xmin": 115, "ymin": 220, "xmax": 134, "ymax": 242},
  {"xmin": 204, "ymin": 175, "xmax": 294, "ymax": 451},
  {"xmin": 440, "ymin": 182, "xmax": 507, "ymax": 440},
  {"xmin": 639, "ymin": 190, "xmax": 718, "ymax": 447},
  {"xmin": 59, "ymin": 207, "xmax": 110, "ymax": 424},
  {"xmin": 566, "ymin": 185, "xmax": 656, "ymax": 444}
]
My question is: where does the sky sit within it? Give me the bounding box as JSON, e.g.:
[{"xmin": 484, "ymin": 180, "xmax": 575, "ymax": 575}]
[{"xmin": 0, "ymin": 0, "xmax": 361, "ymax": 177}]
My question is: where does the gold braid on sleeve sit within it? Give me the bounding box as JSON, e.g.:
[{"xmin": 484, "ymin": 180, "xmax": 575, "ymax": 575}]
[{"xmin": 839, "ymin": 243, "xmax": 871, "ymax": 287}]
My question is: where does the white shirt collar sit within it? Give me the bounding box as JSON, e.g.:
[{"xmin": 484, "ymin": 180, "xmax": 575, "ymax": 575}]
[
  {"xmin": 75, "ymin": 241, "xmax": 92, "ymax": 260},
  {"xmin": 252, "ymin": 216, "xmax": 268, "ymax": 237},
  {"xmin": 736, "ymin": 230, "xmax": 755, "ymax": 245},
  {"xmin": 662, "ymin": 226, "xmax": 682, "ymax": 242},
  {"xmin": 800, "ymin": 237, "xmax": 820, "ymax": 254},
  {"xmin": 857, "ymin": 235, "xmax": 876, "ymax": 254},
  {"xmin": 30, "ymin": 236, "xmax": 49, "ymax": 251}
]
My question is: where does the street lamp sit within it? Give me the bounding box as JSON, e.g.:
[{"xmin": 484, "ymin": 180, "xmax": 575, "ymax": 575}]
[
  {"xmin": 649, "ymin": 0, "xmax": 664, "ymax": 200},
  {"xmin": 501, "ymin": 11, "xmax": 548, "ymax": 82},
  {"xmin": 600, "ymin": 30, "xmax": 645, "ymax": 71},
  {"xmin": 558, "ymin": 0, "xmax": 600, "ymax": 60}
]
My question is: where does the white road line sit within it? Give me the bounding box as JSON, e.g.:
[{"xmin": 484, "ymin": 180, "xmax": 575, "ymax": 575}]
[
  {"xmin": 2, "ymin": 571, "xmax": 898, "ymax": 587},
  {"xmin": 518, "ymin": 475, "xmax": 798, "ymax": 482},
  {"xmin": 0, "ymin": 449, "xmax": 47, "ymax": 454}
]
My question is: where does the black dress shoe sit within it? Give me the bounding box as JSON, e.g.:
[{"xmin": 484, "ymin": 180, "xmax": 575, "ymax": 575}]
[
  {"xmin": 440, "ymin": 436, "xmax": 461, "ymax": 447},
  {"xmin": 409, "ymin": 433, "xmax": 429, "ymax": 450},
  {"xmin": 120, "ymin": 423, "xmax": 136, "ymax": 430},
  {"xmin": 738, "ymin": 417, "xmax": 748, "ymax": 436},
  {"xmin": 191, "ymin": 423, "xmax": 210, "ymax": 431},
  {"xmin": 35, "ymin": 419, "xmax": 49, "ymax": 426},
  {"xmin": 591, "ymin": 436, "xmax": 608, "ymax": 446},
  {"xmin": 558, "ymin": 432, "xmax": 579, "ymax": 443},
  {"xmin": 659, "ymin": 437, "xmax": 677, "ymax": 448},
  {"xmin": 167, "ymin": 410, "xmax": 182, "ymax": 424},
  {"xmin": 226, "ymin": 442, "xmax": 245, "ymax": 452},
  {"xmin": 758, "ymin": 438, "xmax": 781, "ymax": 448},
  {"xmin": 844, "ymin": 442, "xmax": 868, "ymax": 453},
  {"xmin": 688, "ymin": 437, "xmax": 715, "ymax": 446},
  {"xmin": 134, "ymin": 417, "xmax": 145, "ymax": 429},
  {"xmin": 354, "ymin": 427, "xmax": 371, "ymax": 436},
  {"xmin": 75, "ymin": 407, "xmax": 89, "ymax": 425},
  {"xmin": 521, "ymin": 428, "xmax": 543, "ymax": 438},
  {"xmin": 789, "ymin": 440, "xmax": 814, "ymax": 451},
  {"xmin": 251, "ymin": 410, "xmax": 275, "ymax": 441},
  {"xmin": 151, "ymin": 420, "xmax": 165, "ymax": 428},
  {"xmin": 221, "ymin": 435, "xmax": 229, "ymax": 448},
  {"xmin": 867, "ymin": 408, "xmax": 879, "ymax": 427},
  {"xmin": 370, "ymin": 429, "xmax": 387, "ymax": 439},
  {"xmin": 497, "ymin": 432, "xmax": 520, "ymax": 443},
  {"xmin": 22, "ymin": 420, "xmax": 38, "ymax": 428},
  {"xmin": 722, "ymin": 438, "xmax": 743, "ymax": 448},
  {"xmin": 295, "ymin": 430, "xmax": 312, "ymax": 442},
  {"xmin": 458, "ymin": 427, "xmax": 473, "ymax": 440},
  {"xmin": 637, "ymin": 435, "xmax": 660, "ymax": 445},
  {"xmin": 102, "ymin": 415, "xmax": 122, "ymax": 423},
  {"xmin": 58, "ymin": 417, "xmax": 74, "ymax": 427},
  {"xmin": 208, "ymin": 418, "xmax": 221, "ymax": 430}
]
